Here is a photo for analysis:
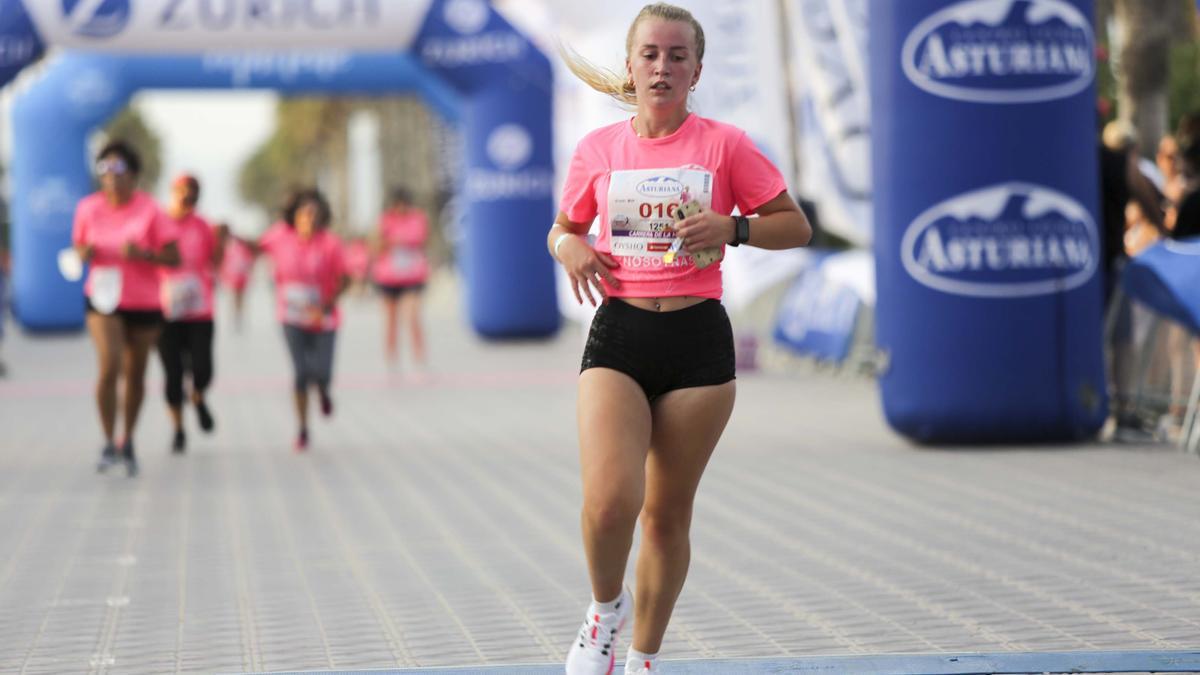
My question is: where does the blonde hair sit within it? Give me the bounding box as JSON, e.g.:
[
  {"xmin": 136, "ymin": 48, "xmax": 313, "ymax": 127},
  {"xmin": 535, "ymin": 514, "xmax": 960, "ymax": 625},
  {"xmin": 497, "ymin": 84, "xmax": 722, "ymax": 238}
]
[{"xmin": 560, "ymin": 3, "xmax": 705, "ymax": 108}]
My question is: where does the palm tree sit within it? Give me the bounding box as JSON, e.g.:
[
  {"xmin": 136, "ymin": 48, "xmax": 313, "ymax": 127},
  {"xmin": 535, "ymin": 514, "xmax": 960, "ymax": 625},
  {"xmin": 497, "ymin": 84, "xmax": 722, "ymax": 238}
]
[
  {"xmin": 104, "ymin": 106, "xmax": 163, "ymax": 191},
  {"xmin": 1112, "ymin": 0, "xmax": 1193, "ymax": 155}
]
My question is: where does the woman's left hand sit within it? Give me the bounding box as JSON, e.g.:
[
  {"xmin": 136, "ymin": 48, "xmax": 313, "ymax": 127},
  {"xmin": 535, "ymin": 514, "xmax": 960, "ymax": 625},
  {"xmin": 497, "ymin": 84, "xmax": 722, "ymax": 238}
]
[
  {"xmin": 122, "ymin": 242, "xmax": 147, "ymax": 261},
  {"xmin": 306, "ymin": 304, "xmax": 326, "ymax": 326},
  {"xmin": 672, "ymin": 207, "xmax": 734, "ymax": 253}
]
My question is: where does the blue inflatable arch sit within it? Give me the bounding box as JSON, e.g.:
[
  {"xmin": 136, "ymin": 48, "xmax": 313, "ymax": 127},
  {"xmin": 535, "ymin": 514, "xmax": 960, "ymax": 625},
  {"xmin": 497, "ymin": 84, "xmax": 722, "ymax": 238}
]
[{"xmin": 5, "ymin": 0, "xmax": 559, "ymax": 338}]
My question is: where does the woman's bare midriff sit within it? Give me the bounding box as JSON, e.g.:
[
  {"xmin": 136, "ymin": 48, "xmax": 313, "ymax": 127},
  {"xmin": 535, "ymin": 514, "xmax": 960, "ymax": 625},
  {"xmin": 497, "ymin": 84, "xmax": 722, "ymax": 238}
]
[{"xmin": 615, "ymin": 296, "xmax": 708, "ymax": 312}]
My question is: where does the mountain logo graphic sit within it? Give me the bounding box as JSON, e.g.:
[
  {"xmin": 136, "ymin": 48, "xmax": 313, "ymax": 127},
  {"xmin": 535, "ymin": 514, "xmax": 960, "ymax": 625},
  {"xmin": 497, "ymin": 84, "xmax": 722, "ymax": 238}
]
[
  {"xmin": 901, "ymin": 182, "xmax": 1098, "ymax": 298},
  {"xmin": 635, "ymin": 177, "xmax": 684, "ymax": 198},
  {"xmin": 901, "ymin": 0, "xmax": 1094, "ymax": 104},
  {"xmin": 61, "ymin": 0, "xmax": 131, "ymax": 39}
]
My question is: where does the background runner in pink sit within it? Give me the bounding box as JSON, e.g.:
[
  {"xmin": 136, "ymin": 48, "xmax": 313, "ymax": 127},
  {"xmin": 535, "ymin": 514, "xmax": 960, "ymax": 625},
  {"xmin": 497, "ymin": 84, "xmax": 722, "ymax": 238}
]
[
  {"xmin": 160, "ymin": 211, "xmax": 218, "ymax": 321},
  {"xmin": 219, "ymin": 233, "xmax": 253, "ymax": 290},
  {"xmin": 371, "ymin": 207, "xmax": 430, "ymax": 287},
  {"xmin": 559, "ymin": 113, "xmax": 787, "ymax": 299},
  {"xmin": 155, "ymin": 174, "xmax": 223, "ymax": 454},
  {"xmin": 260, "ymin": 221, "xmax": 347, "ymax": 332}
]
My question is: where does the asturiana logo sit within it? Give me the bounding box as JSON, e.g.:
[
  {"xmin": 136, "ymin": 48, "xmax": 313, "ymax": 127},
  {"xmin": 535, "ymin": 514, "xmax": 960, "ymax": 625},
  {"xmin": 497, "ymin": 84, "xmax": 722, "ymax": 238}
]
[
  {"xmin": 901, "ymin": 0, "xmax": 1094, "ymax": 104},
  {"xmin": 635, "ymin": 177, "xmax": 684, "ymax": 198},
  {"xmin": 62, "ymin": 0, "xmax": 131, "ymax": 39},
  {"xmin": 901, "ymin": 182, "xmax": 1098, "ymax": 298}
]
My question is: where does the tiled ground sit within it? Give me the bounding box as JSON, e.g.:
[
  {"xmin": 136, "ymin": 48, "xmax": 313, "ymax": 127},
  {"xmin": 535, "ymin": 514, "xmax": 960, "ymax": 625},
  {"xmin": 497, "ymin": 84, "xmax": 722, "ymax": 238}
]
[{"xmin": 0, "ymin": 281, "xmax": 1198, "ymax": 674}]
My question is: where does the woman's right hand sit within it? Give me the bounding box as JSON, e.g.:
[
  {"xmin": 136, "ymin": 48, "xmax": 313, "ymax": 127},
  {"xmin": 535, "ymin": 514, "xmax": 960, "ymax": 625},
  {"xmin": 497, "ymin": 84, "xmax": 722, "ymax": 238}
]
[{"xmin": 557, "ymin": 235, "xmax": 620, "ymax": 306}]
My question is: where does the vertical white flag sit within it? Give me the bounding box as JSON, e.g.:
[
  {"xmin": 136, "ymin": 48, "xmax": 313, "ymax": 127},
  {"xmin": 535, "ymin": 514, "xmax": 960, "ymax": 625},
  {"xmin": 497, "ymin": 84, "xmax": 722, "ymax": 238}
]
[{"xmin": 785, "ymin": 0, "xmax": 873, "ymax": 245}]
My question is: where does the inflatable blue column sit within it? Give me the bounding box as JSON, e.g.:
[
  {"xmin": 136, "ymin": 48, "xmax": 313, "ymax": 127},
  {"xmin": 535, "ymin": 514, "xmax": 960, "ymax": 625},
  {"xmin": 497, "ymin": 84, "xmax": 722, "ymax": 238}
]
[
  {"xmin": 870, "ymin": 0, "xmax": 1107, "ymax": 442},
  {"xmin": 461, "ymin": 84, "xmax": 559, "ymax": 337},
  {"xmin": 12, "ymin": 55, "xmax": 129, "ymax": 331},
  {"xmin": 414, "ymin": 0, "xmax": 560, "ymax": 338}
]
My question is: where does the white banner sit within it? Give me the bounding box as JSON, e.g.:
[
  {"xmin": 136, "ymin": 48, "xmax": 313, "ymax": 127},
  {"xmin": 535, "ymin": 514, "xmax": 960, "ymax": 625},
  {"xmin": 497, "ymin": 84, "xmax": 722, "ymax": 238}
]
[
  {"xmin": 688, "ymin": 0, "xmax": 795, "ymax": 191},
  {"xmin": 785, "ymin": 0, "xmax": 873, "ymax": 245},
  {"xmin": 24, "ymin": 0, "xmax": 431, "ymax": 52}
]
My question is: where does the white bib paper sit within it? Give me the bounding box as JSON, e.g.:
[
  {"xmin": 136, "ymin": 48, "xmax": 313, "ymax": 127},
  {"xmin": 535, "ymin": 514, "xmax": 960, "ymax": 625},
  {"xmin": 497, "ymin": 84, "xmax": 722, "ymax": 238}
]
[
  {"xmin": 162, "ymin": 273, "xmax": 206, "ymax": 321},
  {"xmin": 90, "ymin": 267, "xmax": 123, "ymax": 315},
  {"xmin": 58, "ymin": 248, "xmax": 83, "ymax": 282},
  {"xmin": 390, "ymin": 247, "xmax": 420, "ymax": 274},
  {"xmin": 283, "ymin": 283, "xmax": 320, "ymax": 325},
  {"xmin": 607, "ymin": 168, "xmax": 713, "ymax": 261}
]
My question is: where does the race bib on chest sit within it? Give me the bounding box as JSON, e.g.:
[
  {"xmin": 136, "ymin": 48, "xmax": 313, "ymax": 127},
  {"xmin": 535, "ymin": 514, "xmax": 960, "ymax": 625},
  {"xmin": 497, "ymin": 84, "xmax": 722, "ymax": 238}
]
[
  {"xmin": 390, "ymin": 247, "xmax": 420, "ymax": 274},
  {"xmin": 282, "ymin": 283, "xmax": 321, "ymax": 326},
  {"xmin": 162, "ymin": 273, "xmax": 206, "ymax": 320},
  {"xmin": 90, "ymin": 267, "xmax": 123, "ymax": 315},
  {"xmin": 607, "ymin": 168, "xmax": 713, "ymax": 261}
]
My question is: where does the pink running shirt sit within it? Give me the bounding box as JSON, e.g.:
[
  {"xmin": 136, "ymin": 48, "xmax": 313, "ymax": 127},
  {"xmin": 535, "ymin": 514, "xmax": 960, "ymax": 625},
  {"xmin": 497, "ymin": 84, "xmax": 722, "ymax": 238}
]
[
  {"xmin": 559, "ymin": 114, "xmax": 787, "ymax": 299},
  {"xmin": 219, "ymin": 238, "xmax": 254, "ymax": 290},
  {"xmin": 259, "ymin": 223, "xmax": 347, "ymax": 331},
  {"xmin": 72, "ymin": 191, "xmax": 177, "ymax": 311},
  {"xmin": 160, "ymin": 212, "xmax": 217, "ymax": 321},
  {"xmin": 371, "ymin": 209, "xmax": 430, "ymax": 286},
  {"xmin": 343, "ymin": 239, "xmax": 371, "ymax": 282}
]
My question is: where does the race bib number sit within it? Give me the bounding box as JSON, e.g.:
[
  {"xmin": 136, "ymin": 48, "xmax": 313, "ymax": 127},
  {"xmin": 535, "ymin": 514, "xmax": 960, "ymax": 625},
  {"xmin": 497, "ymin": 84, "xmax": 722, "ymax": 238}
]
[
  {"xmin": 282, "ymin": 283, "xmax": 321, "ymax": 325},
  {"xmin": 90, "ymin": 267, "xmax": 123, "ymax": 315},
  {"xmin": 607, "ymin": 168, "xmax": 713, "ymax": 261},
  {"xmin": 390, "ymin": 247, "xmax": 420, "ymax": 274},
  {"xmin": 162, "ymin": 274, "xmax": 206, "ymax": 320}
]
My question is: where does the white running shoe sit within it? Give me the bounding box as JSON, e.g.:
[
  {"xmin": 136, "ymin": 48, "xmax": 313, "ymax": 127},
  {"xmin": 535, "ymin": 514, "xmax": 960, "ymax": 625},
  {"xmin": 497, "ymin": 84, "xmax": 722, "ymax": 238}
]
[
  {"xmin": 623, "ymin": 653, "xmax": 662, "ymax": 673},
  {"xmin": 564, "ymin": 587, "xmax": 632, "ymax": 675}
]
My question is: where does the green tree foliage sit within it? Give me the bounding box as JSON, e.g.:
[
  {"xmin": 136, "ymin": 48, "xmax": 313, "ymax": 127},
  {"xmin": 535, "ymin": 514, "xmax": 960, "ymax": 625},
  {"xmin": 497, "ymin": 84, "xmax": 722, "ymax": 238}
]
[
  {"xmin": 1098, "ymin": 0, "xmax": 1198, "ymax": 148},
  {"xmin": 102, "ymin": 106, "xmax": 163, "ymax": 192},
  {"xmin": 238, "ymin": 96, "xmax": 454, "ymax": 265},
  {"xmin": 1169, "ymin": 39, "xmax": 1200, "ymax": 134},
  {"xmin": 238, "ymin": 98, "xmax": 352, "ymax": 224}
]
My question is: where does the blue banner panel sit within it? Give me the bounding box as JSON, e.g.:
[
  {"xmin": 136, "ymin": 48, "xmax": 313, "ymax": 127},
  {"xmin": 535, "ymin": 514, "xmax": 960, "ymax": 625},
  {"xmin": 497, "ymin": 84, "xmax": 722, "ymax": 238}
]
[
  {"xmin": 1123, "ymin": 239, "xmax": 1200, "ymax": 335},
  {"xmin": 774, "ymin": 257, "xmax": 862, "ymax": 364},
  {"xmin": 870, "ymin": 0, "xmax": 1107, "ymax": 442}
]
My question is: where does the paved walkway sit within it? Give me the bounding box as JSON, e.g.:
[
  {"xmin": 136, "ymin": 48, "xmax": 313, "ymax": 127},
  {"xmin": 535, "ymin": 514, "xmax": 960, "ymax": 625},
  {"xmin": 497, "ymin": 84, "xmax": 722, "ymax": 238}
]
[{"xmin": 0, "ymin": 280, "xmax": 1198, "ymax": 674}]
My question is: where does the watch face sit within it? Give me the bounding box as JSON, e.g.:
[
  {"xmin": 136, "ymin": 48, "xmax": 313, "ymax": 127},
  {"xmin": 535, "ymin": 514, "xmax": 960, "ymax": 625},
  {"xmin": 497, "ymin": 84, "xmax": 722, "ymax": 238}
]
[{"xmin": 736, "ymin": 215, "xmax": 750, "ymax": 244}]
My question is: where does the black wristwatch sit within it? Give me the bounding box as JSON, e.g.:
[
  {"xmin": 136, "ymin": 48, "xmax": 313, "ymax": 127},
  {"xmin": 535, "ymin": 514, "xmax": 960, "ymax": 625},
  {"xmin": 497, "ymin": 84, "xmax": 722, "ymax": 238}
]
[{"xmin": 729, "ymin": 215, "xmax": 751, "ymax": 247}]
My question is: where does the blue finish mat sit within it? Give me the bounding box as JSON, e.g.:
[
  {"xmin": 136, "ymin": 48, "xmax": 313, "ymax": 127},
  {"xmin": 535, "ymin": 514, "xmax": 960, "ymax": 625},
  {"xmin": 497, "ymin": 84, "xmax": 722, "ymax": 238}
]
[{"xmin": 240, "ymin": 649, "xmax": 1200, "ymax": 674}]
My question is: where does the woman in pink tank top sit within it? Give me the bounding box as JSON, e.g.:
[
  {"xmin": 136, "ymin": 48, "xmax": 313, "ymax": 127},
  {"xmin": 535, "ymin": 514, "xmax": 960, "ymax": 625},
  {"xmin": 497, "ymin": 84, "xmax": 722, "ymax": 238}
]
[
  {"xmin": 370, "ymin": 186, "xmax": 430, "ymax": 373},
  {"xmin": 72, "ymin": 140, "xmax": 181, "ymax": 477},
  {"xmin": 552, "ymin": 6, "xmax": 812, "ymax": 673}
]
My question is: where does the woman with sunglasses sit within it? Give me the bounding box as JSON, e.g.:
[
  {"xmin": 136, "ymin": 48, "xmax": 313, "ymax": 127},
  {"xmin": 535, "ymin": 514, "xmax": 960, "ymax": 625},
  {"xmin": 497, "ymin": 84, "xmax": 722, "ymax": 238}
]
[
  {"xmin": 157, "ymin": 174, "xmax": 225, "ymax": 453},
  {"xmin": 72, "ymin": 140, "xmax": 180, "ymax": 476}
]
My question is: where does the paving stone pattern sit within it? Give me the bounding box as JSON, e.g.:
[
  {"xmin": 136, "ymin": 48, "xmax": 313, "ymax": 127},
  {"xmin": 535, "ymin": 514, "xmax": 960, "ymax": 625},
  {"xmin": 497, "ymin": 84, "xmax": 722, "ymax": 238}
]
[{"xmin": 0, "ymin": 285, "xmax": 1197, "ymax": 674}]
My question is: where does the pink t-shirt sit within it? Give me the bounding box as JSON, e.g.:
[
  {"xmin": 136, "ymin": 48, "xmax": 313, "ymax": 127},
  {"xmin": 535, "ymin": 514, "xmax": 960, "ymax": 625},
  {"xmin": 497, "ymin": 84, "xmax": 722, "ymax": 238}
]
[
  {"xmin": 219, "ymin": 238, "xmax": 254, "ymax": 290},
  {"xmin": 559, "ymin": 114, "xmax": 787, "ymax": 299},
  {"xmin": 260, "ymin": 223, "xmax": 347, "ymax": 331},
  {"xmin": 159, "ymin": 212, "xmax": 217, "ymax": 321},
  {"xmin": 72, "ymin": 191, "xmax": 176, "ymax": 311},
  {"xmin": 343, "ymin": 239, "xmax": 371, "ymax": 282},
  {"xmin": 371, "ymin": 209, "xmax": 430, "ymax": 286}
]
